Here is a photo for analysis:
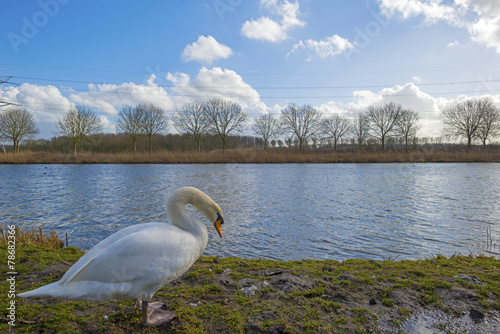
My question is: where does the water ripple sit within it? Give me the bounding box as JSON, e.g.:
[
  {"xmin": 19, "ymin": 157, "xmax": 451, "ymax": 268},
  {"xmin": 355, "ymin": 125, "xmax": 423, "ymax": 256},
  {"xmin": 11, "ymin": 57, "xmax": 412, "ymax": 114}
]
[{"xmin": 1, "ymin": 163, "xmax": 499, "ymax": 261}]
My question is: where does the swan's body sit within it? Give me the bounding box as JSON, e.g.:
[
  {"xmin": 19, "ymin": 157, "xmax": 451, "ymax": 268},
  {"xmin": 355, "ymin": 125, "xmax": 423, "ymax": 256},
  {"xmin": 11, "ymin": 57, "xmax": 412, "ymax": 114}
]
[{"xmin": 18, "ymin": 187, "xmax": 224, "ymax": 326}]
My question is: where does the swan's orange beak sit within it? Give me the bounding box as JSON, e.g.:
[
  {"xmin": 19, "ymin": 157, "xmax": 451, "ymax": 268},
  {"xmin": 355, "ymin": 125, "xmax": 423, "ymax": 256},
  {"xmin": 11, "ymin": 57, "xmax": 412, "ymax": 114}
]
[{"xmin": 214, "ymin": 213, "xmax": 224, "ymax": 238}]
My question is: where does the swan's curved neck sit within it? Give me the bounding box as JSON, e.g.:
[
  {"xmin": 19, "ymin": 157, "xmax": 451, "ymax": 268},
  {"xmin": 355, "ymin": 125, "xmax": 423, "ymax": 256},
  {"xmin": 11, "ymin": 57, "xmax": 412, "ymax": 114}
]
[{"xmin": 166, "ymin": 188, "xmax": 211, "ymax": 242}]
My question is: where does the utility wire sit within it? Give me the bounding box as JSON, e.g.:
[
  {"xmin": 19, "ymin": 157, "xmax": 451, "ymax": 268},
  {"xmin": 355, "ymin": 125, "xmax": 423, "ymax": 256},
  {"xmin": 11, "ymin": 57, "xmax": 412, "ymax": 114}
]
[{"xmin": 8, "ymin": 75, "xmax": 500, "ymax": 90}]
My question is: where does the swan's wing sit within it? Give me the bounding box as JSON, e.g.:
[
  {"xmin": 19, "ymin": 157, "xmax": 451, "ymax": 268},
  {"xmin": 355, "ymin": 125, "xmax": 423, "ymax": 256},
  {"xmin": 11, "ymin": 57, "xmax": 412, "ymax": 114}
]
[
  {"xmin": 62, "ymin": 224, "xmax": 200, "ymax": 286},
  {"xmin": 60, "ymin": 223, "xmax": 161, "ymax": 285}
]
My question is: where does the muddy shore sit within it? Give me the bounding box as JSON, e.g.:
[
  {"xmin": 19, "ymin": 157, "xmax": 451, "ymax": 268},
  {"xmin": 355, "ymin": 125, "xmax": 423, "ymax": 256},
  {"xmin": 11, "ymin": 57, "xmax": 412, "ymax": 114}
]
[{"xmin": 1, "ymin": 244, "xmax": 500, "ymax": 333}]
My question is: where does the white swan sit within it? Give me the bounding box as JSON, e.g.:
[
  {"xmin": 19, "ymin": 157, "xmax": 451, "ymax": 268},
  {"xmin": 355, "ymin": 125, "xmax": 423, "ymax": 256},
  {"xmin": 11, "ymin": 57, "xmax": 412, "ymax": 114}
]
[{"xmin": 18, "ymin": 187, "xmax": 224, "ymax": 327}]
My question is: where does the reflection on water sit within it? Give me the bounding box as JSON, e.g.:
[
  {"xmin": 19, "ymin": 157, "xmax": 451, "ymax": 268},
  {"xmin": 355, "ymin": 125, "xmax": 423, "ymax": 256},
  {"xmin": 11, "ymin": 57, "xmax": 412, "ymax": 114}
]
[{"xmin": 0, "ymin": 163, "xmax": 499, "ymax": 261}]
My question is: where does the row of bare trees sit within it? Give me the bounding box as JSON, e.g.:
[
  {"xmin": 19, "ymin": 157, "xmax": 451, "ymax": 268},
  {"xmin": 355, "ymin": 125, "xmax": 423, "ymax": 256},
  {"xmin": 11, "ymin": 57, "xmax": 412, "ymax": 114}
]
[
  {"xmin": 251, "ymin": 102, "xmax": 421, "ymax": 152},
  {"xmin": 117, "ymin": 104, "xmax": 168, "ymax": 153},
  {"xmin": 442, "ymin": 98, "xmax": 499, "ymax": 150},
  {"xmin": 252, "ymin": 98, "xmax": 499, "ymax": 152},
  {"xmin": 1, "ymin": 97, "xmax": 499, "ymax": 154},
  {"xmin": 172, "ymin": 98, "xmax": 248, "ymax": 153}
]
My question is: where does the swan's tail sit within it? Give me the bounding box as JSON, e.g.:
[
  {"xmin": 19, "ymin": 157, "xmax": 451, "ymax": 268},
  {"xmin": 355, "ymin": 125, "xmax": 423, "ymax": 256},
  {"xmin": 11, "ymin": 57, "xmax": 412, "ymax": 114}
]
[{"xmin": 18, "ymin": 282, "xmax": 61, "ymax": 298}]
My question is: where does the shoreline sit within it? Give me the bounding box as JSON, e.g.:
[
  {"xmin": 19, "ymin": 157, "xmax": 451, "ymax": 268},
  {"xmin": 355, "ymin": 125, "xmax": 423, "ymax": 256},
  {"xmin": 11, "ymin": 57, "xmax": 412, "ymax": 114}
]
[
  {"xmin": 2, "ymin": 240, "xmax": 500, "ymax": 333},
  {"xmin": 1, "ymin": 149, "xmax": 500, "ymax": 164}
]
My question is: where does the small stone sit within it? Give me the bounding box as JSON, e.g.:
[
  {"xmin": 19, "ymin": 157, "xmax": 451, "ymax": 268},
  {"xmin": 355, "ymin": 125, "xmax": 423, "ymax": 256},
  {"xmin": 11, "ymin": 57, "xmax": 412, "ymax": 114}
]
[
  {"xmin": 261, "ymin": 270, "xmax": 284, "ymax": 276},
  {"xmin": 369, "ymin": 298, "xmax": 377, "ymax": 305},
  {"xmin": 241, "ymin": 285, "xmax": 259, "ymax": 296},
  {"xmin": 454, "ymin": 274, "xmax": 486, "ymax": 286},
  {"xmin": 469, "ymin": 308, "xmax": 484, "ymax": 322}
]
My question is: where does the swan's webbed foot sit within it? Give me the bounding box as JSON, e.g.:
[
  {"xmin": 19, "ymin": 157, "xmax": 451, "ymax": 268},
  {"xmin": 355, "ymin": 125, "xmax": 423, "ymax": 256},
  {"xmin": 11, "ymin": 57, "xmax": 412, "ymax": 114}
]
[{"xmin": 141, "ymin": 300, "xmax": 176, "ymax": 327}]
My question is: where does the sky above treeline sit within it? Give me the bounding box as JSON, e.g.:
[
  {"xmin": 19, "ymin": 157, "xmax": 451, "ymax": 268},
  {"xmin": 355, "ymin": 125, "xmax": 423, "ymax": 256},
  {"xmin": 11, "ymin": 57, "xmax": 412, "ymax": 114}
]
[{"xmin": 1, "ymin": 0, "xmax": 500, "ymax": 139}]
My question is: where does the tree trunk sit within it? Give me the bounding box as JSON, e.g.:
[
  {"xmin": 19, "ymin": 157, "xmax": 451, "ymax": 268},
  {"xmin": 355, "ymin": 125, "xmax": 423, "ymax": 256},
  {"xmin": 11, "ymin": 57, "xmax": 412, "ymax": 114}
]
[
  {"xmin": 221, "ymin": 134, "xmax": 227, "ymax": 154},
  {"xmin": 149, "ymin": 135, "xmax": 153, "ymax": 154}
]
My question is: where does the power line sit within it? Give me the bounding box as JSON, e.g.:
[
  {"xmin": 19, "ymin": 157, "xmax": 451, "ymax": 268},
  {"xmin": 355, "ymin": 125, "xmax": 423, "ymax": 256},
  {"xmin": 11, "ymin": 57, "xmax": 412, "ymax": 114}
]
[
  {"xmin": 2, "ymin": 62, "xmax": 500, "ymax": 76},
  {"xmin": 7, "ymin": 74, "xmax": 500, "ymax": 91}
]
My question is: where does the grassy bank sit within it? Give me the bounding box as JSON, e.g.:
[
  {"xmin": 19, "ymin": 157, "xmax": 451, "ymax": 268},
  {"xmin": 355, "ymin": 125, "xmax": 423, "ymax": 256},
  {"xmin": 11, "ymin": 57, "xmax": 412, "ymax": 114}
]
[
  {"xmin": 1, "ymin": 149, "xmax": 500, "ymax": 164},
  {"xmin": 1, "ymin": 230, "xmax": 500, "ymax": 333}
]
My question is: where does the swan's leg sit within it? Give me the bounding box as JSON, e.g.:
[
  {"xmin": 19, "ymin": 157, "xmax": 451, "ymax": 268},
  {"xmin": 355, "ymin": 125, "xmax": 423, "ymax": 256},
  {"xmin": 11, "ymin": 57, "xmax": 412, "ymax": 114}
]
[
  {"xmin": 135, "ymin": 299, "xmax": 142, "ymax": 309},
  {"xmin": 141, "ymin": 300, "xmax": 176, "ymax": 327},
  {"xmin": 141, "ymin": 300, "xmax": 149, "ymax": 326}
]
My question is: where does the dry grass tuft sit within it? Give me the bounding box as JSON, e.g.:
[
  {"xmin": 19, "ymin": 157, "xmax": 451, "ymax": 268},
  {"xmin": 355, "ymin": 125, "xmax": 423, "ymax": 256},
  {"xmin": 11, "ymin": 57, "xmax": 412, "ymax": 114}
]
[{"xmin": 0, "ymin": 225, "xmax": 65, "ymax": 248}]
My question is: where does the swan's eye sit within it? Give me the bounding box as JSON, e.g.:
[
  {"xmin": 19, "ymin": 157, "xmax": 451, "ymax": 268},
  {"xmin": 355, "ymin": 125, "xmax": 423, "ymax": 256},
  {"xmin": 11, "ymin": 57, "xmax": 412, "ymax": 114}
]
[{"xmin": 217, "ymin": 212, "xmax": 224, "ymax": 224}]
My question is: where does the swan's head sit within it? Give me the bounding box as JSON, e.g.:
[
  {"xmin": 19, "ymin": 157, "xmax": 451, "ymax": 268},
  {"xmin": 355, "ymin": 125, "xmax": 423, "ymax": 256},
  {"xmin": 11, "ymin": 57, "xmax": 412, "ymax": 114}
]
[
  {"xmin": 200, "ymin": 197, "xmax": 224, "ymax": 238},
  {"xmin": 172, "ymin": 187, "xmax": 224, "ymax": 238}
]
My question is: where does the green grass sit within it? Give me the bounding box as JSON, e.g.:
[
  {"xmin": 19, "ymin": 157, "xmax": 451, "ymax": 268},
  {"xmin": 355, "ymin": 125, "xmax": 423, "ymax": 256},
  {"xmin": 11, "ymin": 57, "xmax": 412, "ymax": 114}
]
[{"xmin": 2, "ymin": 242, "xmax": 499, "ymax": 333}]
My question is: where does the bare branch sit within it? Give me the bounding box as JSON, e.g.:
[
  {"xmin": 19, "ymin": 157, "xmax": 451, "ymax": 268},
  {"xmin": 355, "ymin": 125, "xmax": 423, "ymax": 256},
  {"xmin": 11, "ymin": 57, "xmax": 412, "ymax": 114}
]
[
  {"xmin": 56, "ymin": 106, "xmax": 103, "ymax": 154},
  {"xmin": 252, "ymin": 114, "xmax": 281, "ymax": 150},
  {"xmin": 172, "ymin": 102, "xmax": 211, "ymax": 152},
  {"xmin": 203, "ymin": 98, "xmax": 248, "ymax": 152},
  {"xmin": 366, "ymin": 102, "xmax": 403, "ymax": 152},
  {"xmin": 0, "ymin": 107, "xmax": 39, "ymax": 153},
  {"xmin": 280, "ymin": 103, "xmax": 322, "ymax": 152},
  {"xmin": 321, "ymin": 114, "xmax": 352, "ymax": 151}
]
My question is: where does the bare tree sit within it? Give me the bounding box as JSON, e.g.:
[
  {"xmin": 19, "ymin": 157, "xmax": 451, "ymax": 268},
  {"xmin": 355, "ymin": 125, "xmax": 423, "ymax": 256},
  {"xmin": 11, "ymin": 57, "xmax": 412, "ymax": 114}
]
[
  {"xmin": 117, "ymin": 105, "xmax": 145, "ymax": 153},
  {"xmin": 172, "ymin": 102, "xmax": 211, "ymax": 152},
  {"xmin": 476, "ymin": 98, "xmax": 500, "ymax": 147},
  {"xmin": 56, "ymin": 106, "xmax": 103, "ymax": 154},
  {"xmin": 367, "ymin": 102, "xmax": 403, "ymax": 152},
  {"xmin": 252, "ymin": 114, "xmax": 281, "ymax": 150},
  {"xmin": 0, "ymin": 107, "xmax": 39, "ymax": 153},
  {"xmin": 203, "ymin": 98, "xmax": 248, "ymax": 153},
  {"xmin": 442, "ymin": 98, "xmax": 490, "ymax": 150},
  {"xmin": 280, "ymin": 103, "xmax": 322, "ymax": 152},
  {"xmin": 322, "ymin": 114, "xmax": 352, "ymax": 151},
  {"xmin": 395, "ymin": 109, "xmax": 421, "ymax": 151},
  {"xmin": 352, "ymin": 112, "xmax": 370, "ymax": 150},
  {"xmin": 139, "ymin": 104, "xmax": 168, "ymax": 154}
]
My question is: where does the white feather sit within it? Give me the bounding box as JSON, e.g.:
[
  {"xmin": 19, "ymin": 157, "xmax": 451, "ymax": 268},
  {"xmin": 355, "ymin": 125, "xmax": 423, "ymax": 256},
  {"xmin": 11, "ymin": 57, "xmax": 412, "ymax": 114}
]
[{"xmin": 18, "ymin": 187, "xmax": 223, "ymax": 302}]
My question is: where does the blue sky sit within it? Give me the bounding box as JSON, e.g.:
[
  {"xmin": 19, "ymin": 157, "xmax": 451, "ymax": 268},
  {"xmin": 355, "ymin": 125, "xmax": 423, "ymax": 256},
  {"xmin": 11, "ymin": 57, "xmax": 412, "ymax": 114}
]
[{"xmin": 1, "ymin": 0, "xmax": 500, "ymax": 138}]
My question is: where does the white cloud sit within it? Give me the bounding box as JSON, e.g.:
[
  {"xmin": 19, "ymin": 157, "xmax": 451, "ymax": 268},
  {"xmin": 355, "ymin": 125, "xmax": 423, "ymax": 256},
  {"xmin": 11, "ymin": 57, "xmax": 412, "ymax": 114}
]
[
  {"xmin": 377, "ymin": 0, "xmax": 457, "ymax": 24},
  {"xmin": 181, "ymin": 35, "xmax": 233, "ymax": 64},
  {"xmin": 241, "ymin": 0, "xmax": 305, "ymax": 42},
  {"xmin": 378, "ymin": 0, "xmax": 500, "ymax": 53},
  {"xmin": 241, "ymin": 17, "xmax": 287, "ymax": 43},
  {"xmin": 447, "ymin": 40, "xmax": 460, "ymax": 47},
  {"xmin": 288, "ymin": 35, "xmax": 355, "ymax": 61},
  {"xmin": 0, "ymin": 83, "xmax": 75, "ymax": 138},
  {"xmin": 469, "ymin": 15, "xmax": 500, "ymax": 53},
  {"xmin": 69, "ymin": 77, "xmax": 176, "ymax": 116},
  {"xmin": 166, "ymin": 67, "xmax": 260, "ymax": 103},
  {"xmin": 316, "ymin": 101, "xmax": 348, "ymax": 117},
  {"xmin": 0, "ymin": 83, "xmax": 73, "ymax": 122}
]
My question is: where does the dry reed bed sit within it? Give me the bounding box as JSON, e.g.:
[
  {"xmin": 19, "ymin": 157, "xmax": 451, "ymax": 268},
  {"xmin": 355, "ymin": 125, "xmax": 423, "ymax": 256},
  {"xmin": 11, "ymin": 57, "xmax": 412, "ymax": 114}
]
[
  {"xmin": 0, "ymin": 226, "xmax": 66, "ymax": 248},
  {"xmin": 0, "ymin": 149, "xmax": 499, "ymax": 164}
]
